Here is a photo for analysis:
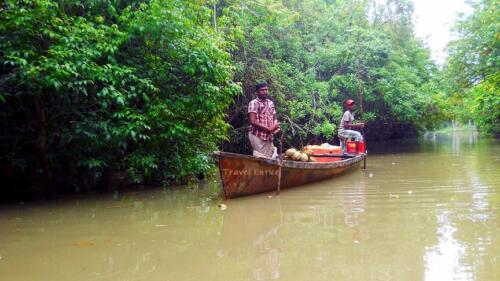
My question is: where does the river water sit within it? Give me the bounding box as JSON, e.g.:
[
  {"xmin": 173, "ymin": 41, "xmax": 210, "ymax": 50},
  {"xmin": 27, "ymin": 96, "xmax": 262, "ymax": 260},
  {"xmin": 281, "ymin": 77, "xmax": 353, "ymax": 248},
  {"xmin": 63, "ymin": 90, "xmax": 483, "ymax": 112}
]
[{"xmin": 1, "ymin": 132, "xmax": 499, "ymax": 281}]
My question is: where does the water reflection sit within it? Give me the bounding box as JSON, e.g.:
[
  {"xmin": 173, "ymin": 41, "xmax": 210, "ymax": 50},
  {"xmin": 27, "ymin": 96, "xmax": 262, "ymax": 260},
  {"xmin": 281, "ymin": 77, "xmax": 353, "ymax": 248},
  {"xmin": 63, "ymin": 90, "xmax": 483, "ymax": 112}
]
[
  {"xmin": 217, "ymin": 197, "xmax": 282, "ymax": 280},
  {"xmin": 341, "ymin": 178, "xmax": 366, "ymax": 244},
  {"xmin": 424, "ymin": 213, "xmax": 470, "ymax": 281},
  {"xmin": 421, "ymin": 131, "xmax": 497, "ymax": 281},
  {"xmin": 423, "ymin": 131, "xmax": 479, "ymax": 153}
]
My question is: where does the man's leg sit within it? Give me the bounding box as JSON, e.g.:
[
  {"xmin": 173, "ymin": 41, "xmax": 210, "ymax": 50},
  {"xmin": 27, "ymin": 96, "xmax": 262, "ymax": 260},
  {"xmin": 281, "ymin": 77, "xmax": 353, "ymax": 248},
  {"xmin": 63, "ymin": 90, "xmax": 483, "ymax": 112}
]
[
  {"xmin": 342, "ymin": 130, "xmax": 362, "ymax": 141},
  {"xmin": 249, "ymin": 132, "xmax": 274, "ymax": 158},
  {"xmin": 338, "ymin": 135, "xmax": 346, "ymax": 151},
  {"xmin": 339, "ymin": 130, "xmax": 362, "ymax": 153}
]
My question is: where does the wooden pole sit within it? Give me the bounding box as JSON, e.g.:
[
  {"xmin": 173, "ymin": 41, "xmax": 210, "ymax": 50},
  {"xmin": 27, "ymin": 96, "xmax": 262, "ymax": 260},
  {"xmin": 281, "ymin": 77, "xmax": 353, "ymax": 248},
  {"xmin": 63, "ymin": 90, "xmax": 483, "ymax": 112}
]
[
  {"xmin": 356, "ymin": 58, "xmax": 367, "ymax": 164},
  {"xmin": 276, "ymin": 130, "xmax": 284, "ymax": 194},
  {"xmin": 213, "ymin": 0, "xmax": 217, "ymax": 32},
  {"xmin": 356, "ymin": 60, "xmax": 365, "ymax": 119}
]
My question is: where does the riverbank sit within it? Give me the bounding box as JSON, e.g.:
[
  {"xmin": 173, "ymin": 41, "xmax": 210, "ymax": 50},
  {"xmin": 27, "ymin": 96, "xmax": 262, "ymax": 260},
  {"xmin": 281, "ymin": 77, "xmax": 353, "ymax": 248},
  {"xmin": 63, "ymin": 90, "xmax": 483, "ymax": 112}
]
[{"xmin": 432, "ymin": 124, "xmax": 477, "ymax": 134}]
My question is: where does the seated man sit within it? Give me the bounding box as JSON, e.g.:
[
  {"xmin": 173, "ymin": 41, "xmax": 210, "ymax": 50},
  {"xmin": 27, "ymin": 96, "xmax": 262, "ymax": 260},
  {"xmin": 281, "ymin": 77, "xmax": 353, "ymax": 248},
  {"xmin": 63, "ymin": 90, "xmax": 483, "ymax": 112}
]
[{"xmin": 338, "ymin": 99, "xmax": 364, "ymax": 150}]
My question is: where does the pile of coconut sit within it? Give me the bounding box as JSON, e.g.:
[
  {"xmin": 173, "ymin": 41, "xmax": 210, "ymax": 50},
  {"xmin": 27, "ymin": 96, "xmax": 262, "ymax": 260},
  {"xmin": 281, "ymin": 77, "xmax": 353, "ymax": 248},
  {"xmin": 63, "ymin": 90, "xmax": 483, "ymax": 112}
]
[{"xmin": 284, "ymin": 148, "xmax": 316, "ymax": 162}]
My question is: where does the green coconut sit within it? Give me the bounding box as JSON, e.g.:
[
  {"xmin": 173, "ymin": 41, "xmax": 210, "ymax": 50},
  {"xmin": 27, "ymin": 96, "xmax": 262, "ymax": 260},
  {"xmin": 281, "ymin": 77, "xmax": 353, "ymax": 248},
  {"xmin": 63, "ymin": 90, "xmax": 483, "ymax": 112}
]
[
  {"xmin": 300, "ymin": 152, "xmax": 309, "ymax": 162},
  {"xmin": 285, "ymin": 148, "xmax": 297, "ymax": 157},
  {"xmin": 292, "ymin": 151, "xmax": 302, "ymax": 161},
  {"xmin": 303, "ymin": 149, "xmax": 314, "ymax": 155}
]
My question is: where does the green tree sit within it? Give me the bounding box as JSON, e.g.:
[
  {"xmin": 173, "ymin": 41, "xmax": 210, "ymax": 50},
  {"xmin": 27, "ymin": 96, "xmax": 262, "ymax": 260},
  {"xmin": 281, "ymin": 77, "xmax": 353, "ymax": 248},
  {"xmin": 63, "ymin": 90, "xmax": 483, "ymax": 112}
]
[
  {"xmin": 0, "ymin": 0, "xmax": 239, "ymax": 194},
  {"xmin": 1, "ymin": 0, "xmax": 153, "ymax": 188},
  {"xmin": 119, "ymin": 0, "xmax": 240, "ymax": 181},
  {"xmin": 446, "ymin": 0, "xmax": 499, "ymax": 135}
]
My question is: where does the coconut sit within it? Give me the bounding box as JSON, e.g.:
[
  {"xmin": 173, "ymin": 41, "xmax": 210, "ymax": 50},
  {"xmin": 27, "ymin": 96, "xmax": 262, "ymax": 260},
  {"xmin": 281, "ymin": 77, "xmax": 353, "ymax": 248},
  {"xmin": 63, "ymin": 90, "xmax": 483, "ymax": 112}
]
[
  {"xmin": 292, "ymin": 151, "xmax": 302, "ymax": 161},
  {"xmin": 300, "ymin": 152, "xmax": 309, "ymax": 162},
  {"xmin": 303, "ymin": 149, "xmax": 314, "ymax": 155},
  {"xmin": 285, "ymin": 148, "xmax": 297, "ymax": 157}
]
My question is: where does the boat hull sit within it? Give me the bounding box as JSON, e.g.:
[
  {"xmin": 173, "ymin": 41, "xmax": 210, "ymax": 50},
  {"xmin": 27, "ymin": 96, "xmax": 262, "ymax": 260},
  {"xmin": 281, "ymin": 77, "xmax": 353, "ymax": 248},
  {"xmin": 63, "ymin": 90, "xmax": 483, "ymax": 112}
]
[{"xmin": 216, "ymin": 152, "xmax": 365, "ymax": 199}]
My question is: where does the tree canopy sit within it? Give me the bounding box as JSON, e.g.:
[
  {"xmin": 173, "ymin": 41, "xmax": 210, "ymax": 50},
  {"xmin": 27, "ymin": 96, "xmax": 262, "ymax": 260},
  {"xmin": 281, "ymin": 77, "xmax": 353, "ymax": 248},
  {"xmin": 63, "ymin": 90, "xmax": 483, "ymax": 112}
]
[{"xmin": 445, "ymin": 0, "xmax": 499, "ymax": 135}]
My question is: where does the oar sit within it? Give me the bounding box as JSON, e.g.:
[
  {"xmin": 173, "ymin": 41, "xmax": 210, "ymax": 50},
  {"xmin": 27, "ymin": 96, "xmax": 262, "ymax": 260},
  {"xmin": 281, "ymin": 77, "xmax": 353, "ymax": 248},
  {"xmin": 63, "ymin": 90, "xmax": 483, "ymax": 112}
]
[{"xmin": 309, "ymin": 154, "xmax": 354, "ymax": 159}]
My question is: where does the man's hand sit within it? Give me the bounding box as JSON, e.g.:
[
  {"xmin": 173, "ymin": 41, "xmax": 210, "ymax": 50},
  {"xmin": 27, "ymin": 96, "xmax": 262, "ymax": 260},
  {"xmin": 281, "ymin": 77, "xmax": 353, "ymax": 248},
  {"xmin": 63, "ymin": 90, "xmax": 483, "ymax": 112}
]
[
  {"xmin": 249, "ymin": 112, "xmax": 281, "ymax": 134},
  {"xmin": 349, "ymin": 122, "xmax": 364, "ymax": 129},
  {"xmin": 271, "ymin": 122, "xmax": 280, "ymax": 134}
]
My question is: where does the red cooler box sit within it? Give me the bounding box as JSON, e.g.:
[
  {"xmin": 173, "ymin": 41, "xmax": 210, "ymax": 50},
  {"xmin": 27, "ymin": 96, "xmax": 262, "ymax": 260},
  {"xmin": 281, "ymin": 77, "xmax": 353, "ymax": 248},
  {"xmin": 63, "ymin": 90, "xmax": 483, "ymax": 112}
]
[{"xmin": 346, "ymin": 141, "xmax": 366, "ymax": 154}]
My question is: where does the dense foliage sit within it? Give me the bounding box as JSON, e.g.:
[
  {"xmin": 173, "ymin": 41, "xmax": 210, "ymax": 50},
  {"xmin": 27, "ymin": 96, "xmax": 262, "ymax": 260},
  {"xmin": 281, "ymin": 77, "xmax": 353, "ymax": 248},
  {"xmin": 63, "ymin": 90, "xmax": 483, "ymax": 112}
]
[
  {"xmin": 0, "ymin": 0, "xmax": 496, "ymax": 195},
  {"xmin": 0, "ymin": 0, "xmax": 239, "ymax": 194},
  {"xmin": 445, "ymin": 0, "xmax": 499, "ymax": 135}
]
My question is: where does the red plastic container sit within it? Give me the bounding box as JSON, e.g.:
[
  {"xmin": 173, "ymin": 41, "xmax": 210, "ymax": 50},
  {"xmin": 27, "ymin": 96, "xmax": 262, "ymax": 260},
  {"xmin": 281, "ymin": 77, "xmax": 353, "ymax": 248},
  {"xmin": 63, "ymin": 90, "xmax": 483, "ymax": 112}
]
[
  {"xmin": 346, "ymin": 141, "xmax": 357, "ymax": 154},
  {"xmin": 357, "ymin": 141, "xmax": 366, "ymax": 154},
  {"xmin": 346, "ymin": 141, "xmax": 366, "ymax": 154}
]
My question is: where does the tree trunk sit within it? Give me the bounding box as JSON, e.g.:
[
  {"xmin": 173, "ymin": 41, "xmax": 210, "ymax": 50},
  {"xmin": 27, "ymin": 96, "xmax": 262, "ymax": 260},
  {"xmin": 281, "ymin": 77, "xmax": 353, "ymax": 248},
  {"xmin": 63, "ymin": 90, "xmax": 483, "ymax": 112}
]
[
  {"xmin": 35, "ymin": 95, "xmax": 53, "ymax": 184},
  {"xmin": 356, "ymin": 61, "xmax": 365, "ymax": 119}
]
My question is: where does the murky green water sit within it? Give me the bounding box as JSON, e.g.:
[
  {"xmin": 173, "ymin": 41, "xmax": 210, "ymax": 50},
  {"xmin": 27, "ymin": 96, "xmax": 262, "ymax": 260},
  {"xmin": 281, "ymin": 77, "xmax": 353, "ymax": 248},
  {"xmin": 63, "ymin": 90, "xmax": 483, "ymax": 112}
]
[{"xmin": 1, "ymin": 132, "xmax": 499, "ymax": 281}]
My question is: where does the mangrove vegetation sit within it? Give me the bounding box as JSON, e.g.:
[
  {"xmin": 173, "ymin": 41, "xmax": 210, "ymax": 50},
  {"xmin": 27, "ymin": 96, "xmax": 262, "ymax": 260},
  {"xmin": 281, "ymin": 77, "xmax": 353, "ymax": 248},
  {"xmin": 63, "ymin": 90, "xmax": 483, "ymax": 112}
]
[{"xmin": 0, "ymin": 0, "xmax": 498, "ymax": 196}]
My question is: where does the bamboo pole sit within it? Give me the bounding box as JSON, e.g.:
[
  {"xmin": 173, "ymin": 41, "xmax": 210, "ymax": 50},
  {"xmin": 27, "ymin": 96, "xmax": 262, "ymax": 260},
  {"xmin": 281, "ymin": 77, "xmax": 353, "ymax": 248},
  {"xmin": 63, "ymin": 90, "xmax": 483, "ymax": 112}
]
[{"xmin": 276, "ymin": 129, "xmax": 284, "ymax": 194}]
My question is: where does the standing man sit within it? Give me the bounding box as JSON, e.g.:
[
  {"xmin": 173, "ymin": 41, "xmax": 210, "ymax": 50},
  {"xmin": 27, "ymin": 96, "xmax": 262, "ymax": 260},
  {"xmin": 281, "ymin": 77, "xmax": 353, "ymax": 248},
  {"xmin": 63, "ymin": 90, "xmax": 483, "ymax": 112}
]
[
  {"xmin": 248, "ymin": 82, "xmax": 280, "ymax": 158},
  {"xmin": 338, "ymin": 99, "xmax": 364, "ymax": 149}
]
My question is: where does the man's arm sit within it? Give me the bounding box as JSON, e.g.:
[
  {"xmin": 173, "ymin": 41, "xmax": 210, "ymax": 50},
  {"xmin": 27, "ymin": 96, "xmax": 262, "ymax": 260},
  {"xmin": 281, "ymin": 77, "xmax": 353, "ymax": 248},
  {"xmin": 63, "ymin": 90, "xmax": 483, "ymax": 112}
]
[
  {"xmin": 249, "ymin": 112, "xmax": 279, "ymax": 133},
  {"xmin": 345, "ymin": 121, "xmax": 365, "ymax": 129}
]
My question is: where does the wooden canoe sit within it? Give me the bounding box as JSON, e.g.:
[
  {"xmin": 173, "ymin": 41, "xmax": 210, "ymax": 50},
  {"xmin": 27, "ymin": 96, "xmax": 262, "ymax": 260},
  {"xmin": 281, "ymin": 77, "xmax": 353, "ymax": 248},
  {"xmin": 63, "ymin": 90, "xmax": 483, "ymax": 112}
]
[{"xmin": 215, "ymin": 151, "xmax": 365, "ymax": 199}]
